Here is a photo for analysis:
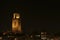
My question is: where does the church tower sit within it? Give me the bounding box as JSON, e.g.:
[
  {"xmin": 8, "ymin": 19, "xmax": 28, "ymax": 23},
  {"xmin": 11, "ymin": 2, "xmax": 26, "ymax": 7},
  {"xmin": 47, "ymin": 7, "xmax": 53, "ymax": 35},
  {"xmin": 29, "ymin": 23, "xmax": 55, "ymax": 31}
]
[{"xmin": 12, "ymin": 13, "xmax": 22, "ymax": 33}]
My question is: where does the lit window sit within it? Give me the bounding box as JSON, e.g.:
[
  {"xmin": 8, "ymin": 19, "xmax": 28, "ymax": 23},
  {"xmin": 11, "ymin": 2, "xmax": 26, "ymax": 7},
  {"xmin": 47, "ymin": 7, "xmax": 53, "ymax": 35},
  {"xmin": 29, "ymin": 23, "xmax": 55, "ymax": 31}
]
[{"xmin": 16, "ymin": 16, "xmax": 20, "ymax": 19}]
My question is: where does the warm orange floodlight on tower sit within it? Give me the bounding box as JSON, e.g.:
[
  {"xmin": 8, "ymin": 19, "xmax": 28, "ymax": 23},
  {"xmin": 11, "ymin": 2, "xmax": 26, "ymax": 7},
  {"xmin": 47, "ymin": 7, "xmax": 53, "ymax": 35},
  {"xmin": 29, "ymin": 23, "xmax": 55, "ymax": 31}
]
[{"xmin": 12, "ymin": 13, "xmax": 22, "ymax": 33}]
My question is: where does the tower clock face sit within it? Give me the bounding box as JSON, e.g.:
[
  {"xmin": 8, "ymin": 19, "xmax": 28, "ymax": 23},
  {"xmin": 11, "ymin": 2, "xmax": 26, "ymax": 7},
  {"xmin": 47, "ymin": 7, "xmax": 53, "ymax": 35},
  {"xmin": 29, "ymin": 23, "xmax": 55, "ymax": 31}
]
[
  {"xmin": 12, "ymin": 20, "xmax": 19, "ymax": 28},
  {"xmin": 14, "ymin": 21, "xmax": 18, "ymax": 27}
]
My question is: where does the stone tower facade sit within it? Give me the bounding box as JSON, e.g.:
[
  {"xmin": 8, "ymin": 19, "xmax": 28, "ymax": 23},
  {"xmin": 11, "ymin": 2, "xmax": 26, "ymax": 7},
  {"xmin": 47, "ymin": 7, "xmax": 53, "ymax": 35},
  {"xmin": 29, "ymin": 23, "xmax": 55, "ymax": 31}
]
[{"xmin": 12, "ymin": 13, "xmax": 22, "ymax": 33}]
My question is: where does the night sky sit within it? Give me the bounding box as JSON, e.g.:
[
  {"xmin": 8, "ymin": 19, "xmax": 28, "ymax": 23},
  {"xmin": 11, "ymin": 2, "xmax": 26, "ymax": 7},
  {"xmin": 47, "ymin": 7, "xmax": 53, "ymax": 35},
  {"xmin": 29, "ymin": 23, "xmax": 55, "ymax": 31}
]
[{"xmin": 0, "ymin": 0, "xmax": 60, "ymax": 33}]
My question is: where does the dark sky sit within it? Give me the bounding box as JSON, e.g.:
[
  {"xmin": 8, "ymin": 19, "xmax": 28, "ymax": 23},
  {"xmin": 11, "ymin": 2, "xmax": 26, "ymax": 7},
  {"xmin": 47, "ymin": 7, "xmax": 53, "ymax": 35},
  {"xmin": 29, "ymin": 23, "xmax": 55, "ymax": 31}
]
[{"xmin": 0, "ymin": 0, "xmax": 60, "ymax": 33}]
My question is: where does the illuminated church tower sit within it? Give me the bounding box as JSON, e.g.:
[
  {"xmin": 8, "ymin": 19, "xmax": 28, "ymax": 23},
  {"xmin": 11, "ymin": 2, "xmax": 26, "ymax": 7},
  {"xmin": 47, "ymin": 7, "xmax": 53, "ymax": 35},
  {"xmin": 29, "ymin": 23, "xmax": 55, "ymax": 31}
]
[{"xmin": 12, "ymin": 13, "xmax": 22, "ymax": 33}]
